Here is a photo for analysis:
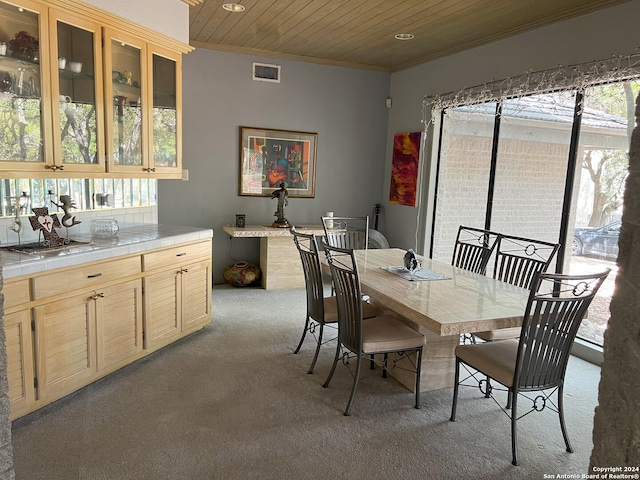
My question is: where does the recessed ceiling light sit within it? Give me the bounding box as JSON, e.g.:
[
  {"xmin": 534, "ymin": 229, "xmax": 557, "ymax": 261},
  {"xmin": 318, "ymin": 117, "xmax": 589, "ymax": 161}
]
[
  {"xmin": 222, "ymin": 3, "xmax": 245, "ymax": 12},
  {"xmin": 395, "ymin": 33, "xmax": 415, "ymax": 41}
]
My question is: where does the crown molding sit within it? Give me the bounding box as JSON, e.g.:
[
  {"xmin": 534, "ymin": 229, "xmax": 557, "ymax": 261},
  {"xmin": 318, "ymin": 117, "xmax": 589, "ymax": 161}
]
[{"xmin": 42, "ymin": 0, "xmax": 194, "ymax": 53}]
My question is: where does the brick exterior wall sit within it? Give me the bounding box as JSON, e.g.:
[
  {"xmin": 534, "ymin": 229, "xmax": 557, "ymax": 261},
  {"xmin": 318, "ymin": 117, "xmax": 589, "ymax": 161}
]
[
  {"xmin": 432, "ymin": 130, "xmax": 571, "ymax": 262},
  {"xmin": 589, "ymin": 94, "xmax": 640, "ymax": 469}
]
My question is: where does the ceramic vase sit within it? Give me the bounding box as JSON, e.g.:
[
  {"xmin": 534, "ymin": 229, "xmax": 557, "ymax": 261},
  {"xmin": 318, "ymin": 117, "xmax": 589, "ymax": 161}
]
[{"xmin": 223, "ymin": 261, "xmax": 261, "ymax": 287}]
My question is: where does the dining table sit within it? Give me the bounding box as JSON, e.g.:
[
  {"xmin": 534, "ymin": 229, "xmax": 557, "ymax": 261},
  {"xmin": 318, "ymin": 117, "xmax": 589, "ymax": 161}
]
[{"xmin": 338, "ymin": 248, "xmax": 531, "ymax": 392}]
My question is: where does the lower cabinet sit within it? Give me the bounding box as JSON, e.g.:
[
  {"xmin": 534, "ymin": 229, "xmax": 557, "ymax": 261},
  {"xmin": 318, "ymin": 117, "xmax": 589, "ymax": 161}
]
[
  {"xmin": 33, "ymin": 278, "xmax": 143, "ymax": 403},
  {"xmin": 4, "ymin": 310, "xmax": 35, "ymax": 417},
  {"xmin": 144, "ymin": 258, "xmax": 211, "ymax": 351},
  {"xmin": 33, "ymin": 291, "xmax": 99, "ymax": 401},
  {"xmin": 3, "ymin": 238, "xmax": 212, "ymax": 420},
  {"xmin": 96, "ymin": 279, "xmax": 143, "ymax": 371}
]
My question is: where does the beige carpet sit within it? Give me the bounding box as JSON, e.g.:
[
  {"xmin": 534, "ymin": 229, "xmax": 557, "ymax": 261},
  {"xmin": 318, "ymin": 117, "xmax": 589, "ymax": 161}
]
[{"xmin": 11, "ymin": 284, "xmax": 602, "ymax": 480}]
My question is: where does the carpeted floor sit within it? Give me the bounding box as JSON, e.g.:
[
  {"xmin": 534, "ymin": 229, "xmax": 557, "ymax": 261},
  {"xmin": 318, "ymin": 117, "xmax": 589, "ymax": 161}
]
[{"xmin": 11, "ymin": 284, "xmax": 602, "ymax": 480}]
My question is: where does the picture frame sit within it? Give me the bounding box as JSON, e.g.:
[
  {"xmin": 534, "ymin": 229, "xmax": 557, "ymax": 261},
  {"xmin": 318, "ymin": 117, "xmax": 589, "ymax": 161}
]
[{"xmin": 239, "ymin": 126, "xmax": 317, "ymax": 198}]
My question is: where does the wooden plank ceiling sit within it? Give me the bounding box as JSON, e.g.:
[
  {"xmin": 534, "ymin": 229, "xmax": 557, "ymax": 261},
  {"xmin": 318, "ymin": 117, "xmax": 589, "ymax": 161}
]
[{"xmin": 188, "ymin": 0, "xmax": 632, "ymax": 72}]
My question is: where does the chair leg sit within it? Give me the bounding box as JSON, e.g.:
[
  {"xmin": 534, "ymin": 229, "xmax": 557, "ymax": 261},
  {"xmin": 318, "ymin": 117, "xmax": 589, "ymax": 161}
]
[
  {"xmin": 322, "ymin": 340, "xmax": 341, "ymax": 388},
  {"xmin": 414, "ymin": 348, "xmax": 423, "ymax": 409},
  {"xmin": 557, "ymin": 384, "xmax": 573, "ymax": 453},
  {"xmin": 511, "ymin": 390, "xmax": 519, "ymax": 466},
  {"xmin": 307, "ymin": 323, "xmax": 324, "ymax": 374},
  {"xmin": 344, "ymin": 354, "xmax": 363, "ymax": 416},
  {"xmin": 370, "ymin": 354, "xmax": 375, "ymax": 370},
  {"xmin": 382, "ymin": 353, "xmax": 388, "ymax": 378},
  {"xmin": 450, "ymin": 358, "xmax": 460, "ymax": 421},
  {"xmin": 484, "ymin": 375, "xmax": 491, "ymax": 398},
  {"xmin": 293, "ymin": 315, "xmax": 311, "ymax": 354},
  {"xmin": 506, "ymin": 390, "xmax": 513, "ymax": 409}
]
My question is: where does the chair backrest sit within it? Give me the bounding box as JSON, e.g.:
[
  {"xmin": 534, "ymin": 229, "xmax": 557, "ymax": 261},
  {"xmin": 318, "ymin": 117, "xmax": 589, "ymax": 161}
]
[
  {"xmin": 322, "ymin": 216, "xmax": 369, "ymax": 250},
  {"xmin": 451, "ymin": 225, "xmax": 499, "ymax": 274},
  {"xmin": 322, "ymin": 242, "xmax": 363, "ymax": 353},
  {"xmin": 291, "ymin": 228, "xmax": 325, "ymax": 322},
  {"xmin": 493, "ymin": 234, "xmax": 560, "ymax": 289},
  {"xmin": 514, "ymin": 269, "xmax": 609, "ymax": 391}
]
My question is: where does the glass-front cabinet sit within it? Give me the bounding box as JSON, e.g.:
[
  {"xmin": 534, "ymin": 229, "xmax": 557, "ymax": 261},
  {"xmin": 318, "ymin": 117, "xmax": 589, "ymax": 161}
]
[
  {"xmin": 104, "ymin": 28, "xmax": 146, "ymax": 175},
  {"xmin": 0, "ymin": 0, "xmax": 185, "ymax": 179},
  {"xmin": 0, "ymin": 0, "xmax": 50, "ymax": 174},
  {"xmin": 105, "ymin": 33, "xmax": 182, "ymax": 177},
  {"xmin": 49, "ymin": 10, "xmax": 104, "ymax": 174},
  {"xmin": 148, "ymin": 45, "xmax": 181, "ymax": 178}
]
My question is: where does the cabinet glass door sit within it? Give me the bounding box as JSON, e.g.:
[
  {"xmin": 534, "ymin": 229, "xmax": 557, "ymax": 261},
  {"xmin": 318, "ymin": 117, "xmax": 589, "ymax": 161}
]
[
  {"xmin": 51, "ymin": 12, "xmax": 104, "ymax": 173},
  {"xmin": 104, "ymin": 30, "xmax": 145, "ymax": 173},
  {"xmin": 0, "ymin": 0, "xmax": 49, "ymax": 172},
  {"xmin": 150, "ymin": 47, "xmax": 181, "ymax": 176}
]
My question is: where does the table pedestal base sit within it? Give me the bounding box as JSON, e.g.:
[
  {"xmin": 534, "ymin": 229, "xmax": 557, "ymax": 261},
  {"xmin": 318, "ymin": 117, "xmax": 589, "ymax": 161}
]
[{"xmin": 259, "ymin": 237, "xmax": 304, "ymax": 290}]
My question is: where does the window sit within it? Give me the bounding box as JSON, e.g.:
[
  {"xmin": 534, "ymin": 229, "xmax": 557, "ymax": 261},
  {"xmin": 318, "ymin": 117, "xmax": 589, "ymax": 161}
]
[
  {"xmin": 1, "ymin": 177, "xmax": 157, "ymax": 218},
  {"xmin": 428, "ymin": 73, "xmax": 638, "ymax": 348}
]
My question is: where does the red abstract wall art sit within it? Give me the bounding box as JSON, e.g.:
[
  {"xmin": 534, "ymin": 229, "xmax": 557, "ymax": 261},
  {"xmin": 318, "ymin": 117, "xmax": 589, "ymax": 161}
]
[{"xmin": 389, "ymin": 131, "xmax": 421, "ymax": 207}]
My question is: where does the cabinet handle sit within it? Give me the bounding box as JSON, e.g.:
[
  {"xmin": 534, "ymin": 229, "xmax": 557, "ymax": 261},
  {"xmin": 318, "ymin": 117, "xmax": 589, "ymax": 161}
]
[
  {"xmin": 87, "ymin": 273, "xmax": 103, "ymax": 278},
  {"xmin": 176, "ymin": 253, "xmax": 187, "ymax": 257},
  {"xmin": 45, "ymin": 164, "xmax": 63, "ymax": 171},
  {"xmin": 182, "ymin": 268, "xmax": 189, "ymax": 273},
  {"xmin": 90, "ymin": 292, "xmax": 105, "ymax": 300}
]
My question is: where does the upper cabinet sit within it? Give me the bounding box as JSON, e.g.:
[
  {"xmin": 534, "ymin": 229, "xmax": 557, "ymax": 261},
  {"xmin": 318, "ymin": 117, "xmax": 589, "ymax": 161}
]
[
  {"xmin": 104, "ymin": 32, "xmax": 182, "ymax": 178},
  {"xmin": 103, "ymin": 28, "xmax": 145, "ymax": 175},
  {"xmin": 50, "ymin": 10, "xmax": 105, "ymax": 174},
  {"xmin": 0, "ymin": 0, "xmax": 189, "ymax": 179},
  {"xmin": 149, "ymin": 46, "xmax": 182, "ymax": 178},
  {"xmin": 0, "ymin": 0, "xmax": 50, "ymax": 174}
]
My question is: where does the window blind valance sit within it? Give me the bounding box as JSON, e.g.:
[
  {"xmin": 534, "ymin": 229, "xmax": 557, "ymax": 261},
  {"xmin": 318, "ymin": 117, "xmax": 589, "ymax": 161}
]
[{"xmin": 422, "ymin": 53, "xmax": 640, "ymax": 127}]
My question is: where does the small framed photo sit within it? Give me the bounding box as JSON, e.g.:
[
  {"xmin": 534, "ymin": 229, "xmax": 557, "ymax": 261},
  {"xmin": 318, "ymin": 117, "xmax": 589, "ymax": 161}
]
[{"xmin": 239, "ymin": 126, "xmax": 317, "ymax": 198}]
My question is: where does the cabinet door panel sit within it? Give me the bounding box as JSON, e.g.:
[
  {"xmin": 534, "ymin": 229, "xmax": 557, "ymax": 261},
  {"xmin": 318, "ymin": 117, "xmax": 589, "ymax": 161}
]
[
  {"xmin": 104, "ymin": 28, "xmax": 146, "ymax": 174},
  {"xmin": 181, "ymin": 259, "xmax": 211, "ymax": 331},
  {"xmin": 49, "ymin": 10, "xmax": 104, "ymax": 173},
  {"xmin": 34, "ymin": 293, "xmax": 96, "ymax": 400},
  {"xmin": 148, "ymin": 45, "xmax": 181, "ymax": 177},
  {"xmin": 0, "ymin": 0, "xmax": 52, "ymax": 173},
  {"xmin": 143, "ymin": 268, "xmax": 179, "ymax": 349},
  {"xmin": 4, "ymin": 310, "xmax": 35, "ymax": 418},
  {"xmin": 96, "ymin": 278, "xmax": 143, "ymax": 369}
]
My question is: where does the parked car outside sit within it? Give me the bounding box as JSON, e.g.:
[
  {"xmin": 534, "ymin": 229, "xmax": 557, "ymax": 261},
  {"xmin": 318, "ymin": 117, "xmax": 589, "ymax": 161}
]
[{"xmin": 571, "ymin": 221, "xmax": 621, "ymax": 260}]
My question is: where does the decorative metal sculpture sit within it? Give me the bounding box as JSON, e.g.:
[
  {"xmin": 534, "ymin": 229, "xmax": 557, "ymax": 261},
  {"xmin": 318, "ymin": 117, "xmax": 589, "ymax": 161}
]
[
  {"xmin": 51, "ymin": 194, "xmax": 81, "ymax": 228},
  {"xmin": 8, "ymin": 197, "xmax": 23, "ymax": 243},
  {"xmin": 28, "ymin": 206, "xmax": 66, "ymax": 247},
  {"xmin": 271, "ymin": 182, "xmax": 290, "ymax": 228}
]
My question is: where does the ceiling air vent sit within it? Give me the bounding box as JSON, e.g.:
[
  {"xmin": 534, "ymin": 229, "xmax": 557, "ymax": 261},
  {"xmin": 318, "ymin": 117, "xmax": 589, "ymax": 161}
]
[{"xmin": 252, "ymin": 62, "xmax": 281, "ymax": 83}]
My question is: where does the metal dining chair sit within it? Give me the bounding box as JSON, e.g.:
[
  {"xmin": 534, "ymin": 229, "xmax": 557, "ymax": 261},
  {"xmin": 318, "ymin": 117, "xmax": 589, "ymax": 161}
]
[
  {"xmin": 321, "ymin": 216, "xmax": 369, "ymax": 250},
  {"xmin": 321, "ymin": 215, "xmax": 369, "ymax": 295},
  {"xmin": 475, "ymin": 233, "xmax": 560, "ymax": 342},
  {"xmin": 450, "ymin": 269, "xmax": 610, "ymax": 466},
  {"xmin": 452, "ymin": 225, "xmax": 500, "ymax": 344},
  {"xmin": 451, "ymin": 225, "xmax": 500, "ymax": 274},
  {"xmin": 291, "ymin": 228, "xmax": 379, "ymax": 374},
  {"xmin": 322, "ymin": 242, "xmax": 425, "ymax": 416}
]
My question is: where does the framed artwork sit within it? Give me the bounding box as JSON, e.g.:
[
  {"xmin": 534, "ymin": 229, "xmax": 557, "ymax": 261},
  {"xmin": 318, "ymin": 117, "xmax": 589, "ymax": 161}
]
[
  {"xmin": 389, "ymin": 131, "xmax": 422, "ymax": 207},
  {"xmin": 239, "ymin": 127, "xmax": 317, "ymax": 197}
]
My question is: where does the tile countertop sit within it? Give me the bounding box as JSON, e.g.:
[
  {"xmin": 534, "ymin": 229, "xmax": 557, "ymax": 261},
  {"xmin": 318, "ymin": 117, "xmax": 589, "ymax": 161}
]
[{"xmin": 0, "ymin": 224, "xmax": 213, "ymax": 280}]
